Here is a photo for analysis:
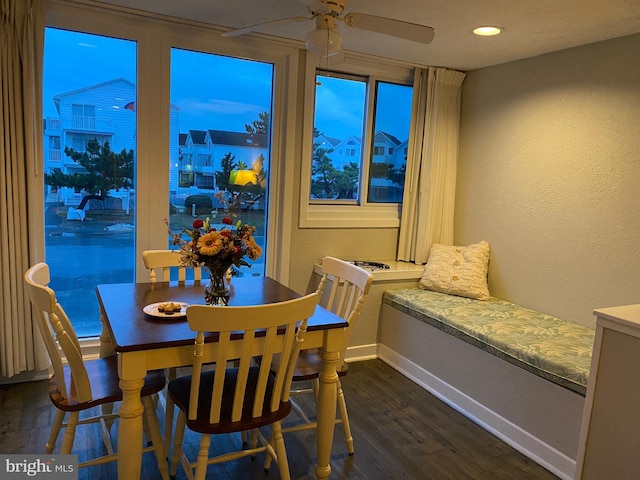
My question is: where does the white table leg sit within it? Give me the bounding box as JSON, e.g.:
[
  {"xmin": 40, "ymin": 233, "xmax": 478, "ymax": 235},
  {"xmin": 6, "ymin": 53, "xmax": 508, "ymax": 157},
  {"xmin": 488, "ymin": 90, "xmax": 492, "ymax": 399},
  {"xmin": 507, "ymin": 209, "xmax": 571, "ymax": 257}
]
[
  {"xmin": 315, "ymin": 346, "xmax": 340, "ymax": 480},
  {"xmin": 118, "ymin": 375, "xmax": 145, "ymax": 479}
]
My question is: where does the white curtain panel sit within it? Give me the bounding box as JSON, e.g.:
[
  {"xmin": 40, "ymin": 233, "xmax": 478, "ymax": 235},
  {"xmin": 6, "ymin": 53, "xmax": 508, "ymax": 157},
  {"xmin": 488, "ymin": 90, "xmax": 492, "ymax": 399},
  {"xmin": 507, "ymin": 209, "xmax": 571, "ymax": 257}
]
[
  {"xmin": 397, "ymin": 67, "xmax": 466, "ymax": 265},
  {"xmin": 0, "ymin": 0, "xmax": 49, "ymax": 377}
]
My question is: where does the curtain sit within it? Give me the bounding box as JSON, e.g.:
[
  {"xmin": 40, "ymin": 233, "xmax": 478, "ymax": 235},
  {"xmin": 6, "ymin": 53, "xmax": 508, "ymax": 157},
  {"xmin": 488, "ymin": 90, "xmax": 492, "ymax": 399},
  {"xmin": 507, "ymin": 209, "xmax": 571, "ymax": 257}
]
[
  {"xmin": 397, "ymin": 66, "xmax": 466, "ymax": 265},
  {"xmin": 0, "ymin": 0, "xmax": 48, "ymax": 377}
]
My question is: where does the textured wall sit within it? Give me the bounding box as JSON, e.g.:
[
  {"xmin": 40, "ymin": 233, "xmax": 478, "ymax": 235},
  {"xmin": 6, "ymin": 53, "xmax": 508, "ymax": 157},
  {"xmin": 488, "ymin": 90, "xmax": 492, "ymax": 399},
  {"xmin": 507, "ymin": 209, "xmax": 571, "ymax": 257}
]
[{"xmin": 457, "ymin": 34, "xmax": 640, "ymax": 328}]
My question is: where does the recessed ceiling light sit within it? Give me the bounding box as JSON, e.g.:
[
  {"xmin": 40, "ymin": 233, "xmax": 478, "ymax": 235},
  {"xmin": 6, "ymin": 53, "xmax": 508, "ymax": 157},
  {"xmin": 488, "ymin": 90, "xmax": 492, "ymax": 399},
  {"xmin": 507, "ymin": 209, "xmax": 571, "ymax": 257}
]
[{"xmin": 473, "ymin": 26, "xmax": 502, "ymax": 36}]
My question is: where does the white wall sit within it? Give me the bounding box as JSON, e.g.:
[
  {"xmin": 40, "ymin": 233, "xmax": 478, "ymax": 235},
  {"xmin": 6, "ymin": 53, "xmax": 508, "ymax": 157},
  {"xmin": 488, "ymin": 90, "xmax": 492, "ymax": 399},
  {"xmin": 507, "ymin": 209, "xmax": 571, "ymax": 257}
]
[{"xmin": 456, "ymin": 33, "xmax": 640, "ymax": 328}]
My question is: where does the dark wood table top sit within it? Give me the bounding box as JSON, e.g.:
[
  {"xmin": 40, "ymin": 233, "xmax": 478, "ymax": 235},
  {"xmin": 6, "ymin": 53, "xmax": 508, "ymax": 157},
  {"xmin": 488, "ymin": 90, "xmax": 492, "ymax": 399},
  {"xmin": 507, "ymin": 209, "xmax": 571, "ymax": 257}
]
[{"xmin": 96, "ymin": 276, "xmax": 347, "ymax": 353}]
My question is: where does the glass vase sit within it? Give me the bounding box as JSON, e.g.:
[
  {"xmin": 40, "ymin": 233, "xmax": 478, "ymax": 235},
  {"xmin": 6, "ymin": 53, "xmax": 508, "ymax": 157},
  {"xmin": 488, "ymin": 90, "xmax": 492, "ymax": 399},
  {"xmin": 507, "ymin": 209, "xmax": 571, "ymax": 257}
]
[{"xmin": 204, "ymin": 266, "xmax": 231, "ymax": 306}]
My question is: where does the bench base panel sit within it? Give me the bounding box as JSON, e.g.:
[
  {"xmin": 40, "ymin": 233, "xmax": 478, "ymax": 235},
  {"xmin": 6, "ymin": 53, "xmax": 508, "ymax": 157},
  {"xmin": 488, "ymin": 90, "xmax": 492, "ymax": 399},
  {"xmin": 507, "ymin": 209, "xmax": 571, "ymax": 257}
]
[{"xmin": 378, "ymin": 303, "xmax": 584, "ymax": 480}]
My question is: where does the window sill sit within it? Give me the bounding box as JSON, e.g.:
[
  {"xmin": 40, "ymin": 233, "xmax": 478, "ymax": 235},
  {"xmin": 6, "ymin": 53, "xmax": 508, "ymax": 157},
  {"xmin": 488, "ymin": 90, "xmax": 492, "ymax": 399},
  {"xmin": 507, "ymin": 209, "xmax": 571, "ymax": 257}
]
[
  {"xmin": 299, "ymin": 204, "xmax": 400, "ymax": 228},
  {"xmin": 314, "ymin": 260, "xmax": 423, "ymax": 281}
]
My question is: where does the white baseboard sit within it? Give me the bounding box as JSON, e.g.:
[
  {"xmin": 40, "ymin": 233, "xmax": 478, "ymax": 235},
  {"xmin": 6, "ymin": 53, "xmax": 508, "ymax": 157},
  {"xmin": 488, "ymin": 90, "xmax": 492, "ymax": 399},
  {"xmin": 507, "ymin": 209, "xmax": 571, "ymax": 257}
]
[
  {"xmin": 345, "ymin": 343, "xmax": 378, "ymax": 363},
  {"xmin": 0, "ymin": 368, "xmax": 50, "ymax": 385},
  {"xmin": 376, "ymin": 343, "xmax": 576, "ymax": 480},
  {"xmin": 79, "ymin": 337, "xmax": 102, "ymax": 361}
]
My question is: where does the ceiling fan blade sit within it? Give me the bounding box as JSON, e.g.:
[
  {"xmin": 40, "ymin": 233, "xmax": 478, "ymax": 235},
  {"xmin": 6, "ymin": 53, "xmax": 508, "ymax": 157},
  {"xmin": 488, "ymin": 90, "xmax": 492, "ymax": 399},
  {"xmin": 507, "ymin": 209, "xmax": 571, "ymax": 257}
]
[
  {"xmin": 343, "ymin": 13, "xmax": 435, "ymax": 44},
  {"xmin": 221, "ymin": 16, "xmax": 310, "ymax": 38}
]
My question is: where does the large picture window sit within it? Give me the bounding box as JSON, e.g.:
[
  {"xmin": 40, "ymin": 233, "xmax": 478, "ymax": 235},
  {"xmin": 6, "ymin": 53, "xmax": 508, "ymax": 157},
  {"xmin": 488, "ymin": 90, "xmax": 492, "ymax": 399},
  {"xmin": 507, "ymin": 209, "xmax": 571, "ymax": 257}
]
[
  {"xmin": 42, "ymin": 22, "xmax": 277, "ymax": 338},
  {"xmin": 169, "ymin": 48, "xmax": 273, "ymax": 278},
  {"xmin": 43, "ymin": 28, "xmax": 137, "ymax": 338}
]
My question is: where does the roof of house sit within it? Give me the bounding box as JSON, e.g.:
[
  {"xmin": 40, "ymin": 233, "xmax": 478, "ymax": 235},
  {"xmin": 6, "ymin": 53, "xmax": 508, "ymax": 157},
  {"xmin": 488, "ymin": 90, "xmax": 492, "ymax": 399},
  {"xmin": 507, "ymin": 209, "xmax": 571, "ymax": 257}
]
[
  {"xmin": 207, "ymin": 129, "xmax": 268, "ymax": 148},
  {"xmin": 188, "ymin": 130, "xmax": 208, "ymax": 145},
  {"xmin": 315, "ymin": 134, "xmax": 342, "ymax": 148},
  {"xmin": 375, "ymin": 131, "xmax": 402, "ymax": 145}
]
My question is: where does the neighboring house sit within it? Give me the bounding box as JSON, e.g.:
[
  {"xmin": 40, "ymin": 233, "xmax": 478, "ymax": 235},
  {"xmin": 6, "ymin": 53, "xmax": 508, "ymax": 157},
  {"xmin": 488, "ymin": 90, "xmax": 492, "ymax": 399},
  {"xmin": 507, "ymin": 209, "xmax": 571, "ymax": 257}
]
[
  {"xmin": 372, "ymin": 131, "xmax": 405, "ymax": 168},
  {"xmin": 175, "ymin": 129, "xmax": 268, "ymax": 193},
  {"xmin": 43, "ymin": 77, "xmax": 138, "ymax": 176},
  {"xmin": 331, "ymin": 135, "xmax": 360, "ymax": 172},
  {"xmin": 329, "ymin": 131, "xmax": 407, "ymax": 172}
]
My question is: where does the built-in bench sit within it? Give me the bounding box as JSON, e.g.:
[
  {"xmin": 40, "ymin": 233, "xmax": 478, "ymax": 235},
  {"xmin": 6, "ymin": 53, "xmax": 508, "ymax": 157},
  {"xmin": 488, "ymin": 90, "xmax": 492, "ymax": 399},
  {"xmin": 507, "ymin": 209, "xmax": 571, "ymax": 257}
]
[
  {"xmin": 377, "ymin": 287, "xmax": 596, "ymax": 480},
  {"xmin": 382, "ymin": 288, "xmax": 594, "ymax": 395}
]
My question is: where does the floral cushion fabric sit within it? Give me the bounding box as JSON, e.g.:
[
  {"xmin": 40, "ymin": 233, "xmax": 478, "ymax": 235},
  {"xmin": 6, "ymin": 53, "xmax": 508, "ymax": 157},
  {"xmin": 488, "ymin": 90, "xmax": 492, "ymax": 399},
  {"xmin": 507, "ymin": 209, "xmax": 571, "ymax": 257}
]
[
  {"xmin": 383, "ymin": 288, "xmax": 594, "ymax": 395},
  {"xmin": 420, "ymin": 241, "xmax": 491, "ymax": 300}
]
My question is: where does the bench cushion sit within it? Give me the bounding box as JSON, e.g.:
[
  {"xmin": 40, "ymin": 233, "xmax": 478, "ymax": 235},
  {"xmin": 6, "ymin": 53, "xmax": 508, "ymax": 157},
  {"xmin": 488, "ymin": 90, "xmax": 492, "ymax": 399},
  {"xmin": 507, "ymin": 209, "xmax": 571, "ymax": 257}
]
[{"xmin": 382, "ymin": 288, "xmax": 595, "ymax": 395}]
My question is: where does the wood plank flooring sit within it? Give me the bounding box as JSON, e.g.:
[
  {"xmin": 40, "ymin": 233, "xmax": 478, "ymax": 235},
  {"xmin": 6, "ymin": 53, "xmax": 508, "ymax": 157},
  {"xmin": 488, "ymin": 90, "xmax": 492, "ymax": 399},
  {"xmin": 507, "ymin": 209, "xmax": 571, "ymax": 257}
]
[{"xmin": 0, "ymin": 359, "xmax": 559, "ymax": 479}]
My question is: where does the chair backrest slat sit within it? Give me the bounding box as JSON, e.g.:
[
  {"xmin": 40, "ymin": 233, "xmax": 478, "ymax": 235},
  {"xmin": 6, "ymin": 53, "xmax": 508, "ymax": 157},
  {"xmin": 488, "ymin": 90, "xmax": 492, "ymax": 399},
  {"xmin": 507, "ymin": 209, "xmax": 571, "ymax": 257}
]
[{"xmin": 185, "ymin": 292, "xmax": 319, "ymax": 425}]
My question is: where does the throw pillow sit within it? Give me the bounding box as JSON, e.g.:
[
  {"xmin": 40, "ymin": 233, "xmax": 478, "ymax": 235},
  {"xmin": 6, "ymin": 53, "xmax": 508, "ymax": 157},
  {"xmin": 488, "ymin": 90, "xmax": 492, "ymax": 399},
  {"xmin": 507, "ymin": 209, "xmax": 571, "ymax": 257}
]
[{"xmin": 419, "ymin": 241, "xmax": 491, "ymax": 300}]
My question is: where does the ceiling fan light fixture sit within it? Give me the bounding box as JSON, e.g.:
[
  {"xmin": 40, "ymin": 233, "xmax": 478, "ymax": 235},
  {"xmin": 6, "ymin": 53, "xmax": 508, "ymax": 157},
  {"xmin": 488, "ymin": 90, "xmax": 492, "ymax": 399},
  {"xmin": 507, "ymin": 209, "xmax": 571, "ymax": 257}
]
[{"xmin": 306, "ymin": 15, "xmax": 343, "ymax": 57}]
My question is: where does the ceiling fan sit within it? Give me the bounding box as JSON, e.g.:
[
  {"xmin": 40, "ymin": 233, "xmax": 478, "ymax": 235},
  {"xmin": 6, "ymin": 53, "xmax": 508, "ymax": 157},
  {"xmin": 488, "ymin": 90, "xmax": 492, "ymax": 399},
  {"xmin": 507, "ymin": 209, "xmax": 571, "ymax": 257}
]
[{"xmin": 221, "ymin": 0, "xmax": 435, "ymax": 61}]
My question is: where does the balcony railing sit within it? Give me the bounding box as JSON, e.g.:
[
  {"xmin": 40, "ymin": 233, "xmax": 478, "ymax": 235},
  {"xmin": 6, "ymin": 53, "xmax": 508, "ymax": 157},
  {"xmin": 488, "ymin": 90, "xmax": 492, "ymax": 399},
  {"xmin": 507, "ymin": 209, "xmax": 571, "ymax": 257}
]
[
  {"xmin": 62, "ymin": 116, "xmax": 114, "ymax": 132},
  {"xmin": 45, "ymin": 118, "xmax": 61, "ymax": 130},
  {"xmin": 48, "ymin": 149, "xmax": 62, "ymax": 162}
]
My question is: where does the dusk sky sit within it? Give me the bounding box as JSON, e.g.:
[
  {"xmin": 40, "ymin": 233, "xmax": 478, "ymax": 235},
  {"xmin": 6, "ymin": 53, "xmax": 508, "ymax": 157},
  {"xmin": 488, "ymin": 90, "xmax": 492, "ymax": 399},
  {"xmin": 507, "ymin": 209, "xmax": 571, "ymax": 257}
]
[{"xmin": 43, "ymin": 27, "xmax": 411, "ymax": 141}]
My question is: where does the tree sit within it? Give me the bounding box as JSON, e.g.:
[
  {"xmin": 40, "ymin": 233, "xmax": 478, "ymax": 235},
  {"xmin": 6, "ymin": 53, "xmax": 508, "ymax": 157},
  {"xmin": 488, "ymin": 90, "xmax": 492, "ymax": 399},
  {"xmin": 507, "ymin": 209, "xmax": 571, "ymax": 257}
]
[
  {"xmin": 388, "ymin": 164, "xmax": 406, "ymax": 187},
  {"xmin": 214, "ymin": 152, "xmax": 237, "ymax": 191},
  {"xmin": 244, "ymin": 111, "xmax": 269, "ymax": 135},
  {"xmin": 310, "ymin": 128, "xmax": 359, "ymax": 199},
  {"xmin": 45, "ymin": 138, "xmax": 134, "ymax": 210}
]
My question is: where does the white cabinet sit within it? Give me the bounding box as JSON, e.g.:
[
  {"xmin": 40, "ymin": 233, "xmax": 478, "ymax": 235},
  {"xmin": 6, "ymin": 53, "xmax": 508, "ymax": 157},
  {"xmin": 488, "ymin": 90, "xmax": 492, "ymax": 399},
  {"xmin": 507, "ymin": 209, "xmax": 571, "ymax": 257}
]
[{"xmin": 575, "ymin": 304, "xmax": 640, "ymax": 480}]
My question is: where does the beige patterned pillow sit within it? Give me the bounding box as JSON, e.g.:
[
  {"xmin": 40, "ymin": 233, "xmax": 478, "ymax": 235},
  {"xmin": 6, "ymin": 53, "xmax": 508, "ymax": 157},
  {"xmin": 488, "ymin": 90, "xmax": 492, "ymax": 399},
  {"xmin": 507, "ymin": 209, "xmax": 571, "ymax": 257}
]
[{"xmin": 419, "ymin": 241, "xmax": 491, "ymax": 300}]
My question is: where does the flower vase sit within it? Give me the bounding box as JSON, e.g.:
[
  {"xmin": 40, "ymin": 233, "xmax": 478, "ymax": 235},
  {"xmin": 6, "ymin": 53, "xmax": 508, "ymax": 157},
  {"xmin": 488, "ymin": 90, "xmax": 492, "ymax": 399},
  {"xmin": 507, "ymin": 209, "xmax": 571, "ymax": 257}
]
[{"xmin": 204, "ymin": 266, "xmax": 231, "ymax": 306}]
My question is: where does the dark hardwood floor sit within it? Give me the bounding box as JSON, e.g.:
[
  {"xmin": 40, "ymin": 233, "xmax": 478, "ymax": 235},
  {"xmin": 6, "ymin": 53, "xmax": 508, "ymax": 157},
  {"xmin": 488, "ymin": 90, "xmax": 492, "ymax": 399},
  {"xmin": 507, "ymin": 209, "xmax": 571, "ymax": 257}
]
[{"xmin": 0, "ymin": 359, "xmax": 559, "ymax": 479}]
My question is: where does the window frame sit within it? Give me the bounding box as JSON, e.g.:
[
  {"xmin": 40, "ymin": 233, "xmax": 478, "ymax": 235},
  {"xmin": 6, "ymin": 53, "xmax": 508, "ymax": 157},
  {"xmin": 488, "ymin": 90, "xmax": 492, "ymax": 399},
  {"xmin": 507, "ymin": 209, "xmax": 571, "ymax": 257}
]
[{"xmin": 299, "ymin": 54, "xmax": 415, "ymax": 228}]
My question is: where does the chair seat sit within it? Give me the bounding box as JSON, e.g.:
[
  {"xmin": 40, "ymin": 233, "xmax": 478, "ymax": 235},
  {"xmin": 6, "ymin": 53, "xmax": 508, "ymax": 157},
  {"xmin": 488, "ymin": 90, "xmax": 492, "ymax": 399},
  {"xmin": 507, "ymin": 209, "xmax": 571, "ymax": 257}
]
[
  {"xmin": 49, "ymin": 355, "xmax": 167, "ymax": 412},
  {"xmin": 168, "ymin": 366, "xmax": 292, "ymax": 435}
]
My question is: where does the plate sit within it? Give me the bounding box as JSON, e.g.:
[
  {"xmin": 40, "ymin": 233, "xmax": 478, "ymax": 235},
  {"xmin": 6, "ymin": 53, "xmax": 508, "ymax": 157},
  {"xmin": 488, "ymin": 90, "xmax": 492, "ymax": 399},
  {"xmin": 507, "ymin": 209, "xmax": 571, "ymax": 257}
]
[{"xmin": 143, "ymin": 302, "xmax": 188, "ymax": 319}]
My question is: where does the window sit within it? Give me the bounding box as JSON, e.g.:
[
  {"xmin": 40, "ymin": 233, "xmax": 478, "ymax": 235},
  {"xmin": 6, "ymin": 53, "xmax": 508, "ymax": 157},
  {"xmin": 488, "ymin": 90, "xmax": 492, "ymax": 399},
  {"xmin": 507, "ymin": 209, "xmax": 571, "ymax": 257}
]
[
  {"xmin": 71, "ymin": 104, "xmax": 96, "ymax": 129},
  {"xmin": 310, "ymin": 73, "xmax": 365, "ymax": 202},
  {"xmin": 300, "ymin": 59, "xmax": 414, "ymax": 228},
  {"xmin": 43, "ymin": 28, "xmax": 137, "ymax": 338},
  {"xmin": 169, "ymin": 48, "xmax": 274, "ymax": 278},
  {"xmin": 43, "ymin": 2, "xmax": 296, "ymax": 338},
  {"xmin": 367, "ymin": 81, "xmax": 412, "ymax": 203}
]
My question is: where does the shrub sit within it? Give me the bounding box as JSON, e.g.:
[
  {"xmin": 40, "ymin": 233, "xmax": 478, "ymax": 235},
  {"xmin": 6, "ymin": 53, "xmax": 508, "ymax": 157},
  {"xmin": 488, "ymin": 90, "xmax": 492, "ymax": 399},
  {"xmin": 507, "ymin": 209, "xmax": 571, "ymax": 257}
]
[{"xmin": 184, "ymin": 194, "xmax": 213, "ymax": 215}]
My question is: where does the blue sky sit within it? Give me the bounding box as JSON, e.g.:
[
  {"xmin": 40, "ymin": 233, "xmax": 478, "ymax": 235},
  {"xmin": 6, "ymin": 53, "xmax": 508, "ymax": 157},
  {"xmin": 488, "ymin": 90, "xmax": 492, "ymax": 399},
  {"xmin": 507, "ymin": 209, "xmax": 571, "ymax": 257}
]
[{"xmin": 43, "ymin": 27, "xmax": 411, "ymax": 141}]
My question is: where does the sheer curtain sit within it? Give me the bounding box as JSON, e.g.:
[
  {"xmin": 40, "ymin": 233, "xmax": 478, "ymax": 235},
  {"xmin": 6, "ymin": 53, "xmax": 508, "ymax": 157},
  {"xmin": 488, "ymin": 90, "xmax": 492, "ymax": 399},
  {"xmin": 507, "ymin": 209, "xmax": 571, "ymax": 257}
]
[
  {"xmin": 397, "ymin": 66, "xmax": 466, "ymax": 265},
  {"xmin": 0, "ymin": 0, "xmax": 48, "ymax": 377}
]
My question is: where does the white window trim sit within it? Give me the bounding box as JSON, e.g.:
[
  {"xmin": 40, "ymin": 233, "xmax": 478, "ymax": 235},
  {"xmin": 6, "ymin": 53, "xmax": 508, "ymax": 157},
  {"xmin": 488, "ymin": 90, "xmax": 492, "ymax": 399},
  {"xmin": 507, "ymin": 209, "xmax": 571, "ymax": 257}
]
[{"xmin": 299, "ymin": 53, "xmax": 414, "ymax": 228}]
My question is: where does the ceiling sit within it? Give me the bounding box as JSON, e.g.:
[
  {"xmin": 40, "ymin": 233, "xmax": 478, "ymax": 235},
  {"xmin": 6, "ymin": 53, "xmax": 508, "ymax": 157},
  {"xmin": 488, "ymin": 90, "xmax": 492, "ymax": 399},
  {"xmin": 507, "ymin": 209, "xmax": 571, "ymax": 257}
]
[{"xmin": 95, "ymin": 0, "xmax": 640, "ymax": 71}]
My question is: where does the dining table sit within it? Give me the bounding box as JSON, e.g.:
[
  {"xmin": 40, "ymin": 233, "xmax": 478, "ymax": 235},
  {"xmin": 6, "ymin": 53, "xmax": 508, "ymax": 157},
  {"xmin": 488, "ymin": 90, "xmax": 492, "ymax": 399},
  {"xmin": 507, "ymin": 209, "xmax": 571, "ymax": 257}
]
[{"xmin": 95, "ymin": 275, "xmax": 348, "ymax": 480}]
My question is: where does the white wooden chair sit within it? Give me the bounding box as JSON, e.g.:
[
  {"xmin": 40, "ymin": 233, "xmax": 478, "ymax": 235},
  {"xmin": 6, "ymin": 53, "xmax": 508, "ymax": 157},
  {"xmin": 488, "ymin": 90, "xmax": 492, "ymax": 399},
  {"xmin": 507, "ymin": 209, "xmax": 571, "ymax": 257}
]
[
  {"xmin": 142, "ymin": 249, "xmax": 207, "ymax": 454},
  {"xmin": 142, "ymin": 249, "xmax": 203, "ymax": 283},
  {"xmin": 24, "ymin": 262, "xmax": 169, "ymax": 478},
  {"xmin": 266, "ymin": 256, "xmax": 373, "ymax": 467},
  {"xmin": 168, "ymin": 292, "xmax": 319, "ymax": 480}
]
